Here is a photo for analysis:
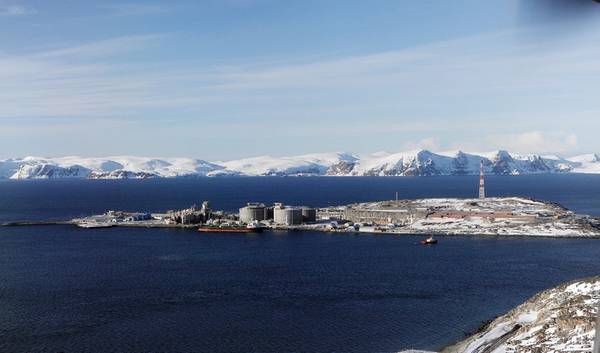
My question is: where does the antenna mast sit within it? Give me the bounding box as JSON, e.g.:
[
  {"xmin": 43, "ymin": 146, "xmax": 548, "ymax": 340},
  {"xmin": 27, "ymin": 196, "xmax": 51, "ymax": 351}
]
[{"xmin": 479, "ymin": 160, "xmax": 485, "ymax": 199}]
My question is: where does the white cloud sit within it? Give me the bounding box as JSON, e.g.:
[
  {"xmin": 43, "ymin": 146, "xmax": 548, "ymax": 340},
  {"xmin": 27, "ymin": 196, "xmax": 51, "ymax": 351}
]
[
  {"xmin": 1, "ymin": 26, "xmax": 600, "ymax": 157},
  {"xmin": 488, "ymin": 131, "xmax": 578, "ymax": 154}
]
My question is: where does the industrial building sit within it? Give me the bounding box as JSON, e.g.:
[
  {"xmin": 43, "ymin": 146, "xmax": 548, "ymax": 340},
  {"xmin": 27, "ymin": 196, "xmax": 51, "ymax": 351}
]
[
  {"xmin": 317, "ymin": 207, "xmax": 346, "ymax": 220},
  {"xmin": 343, "ymin": 201, "xmax": 427, "ymax": 225},
  {"xmin": 125, "ymin": 212, "xmax": 152, "ymax": 222},
  {"xmin": 167, "ymin": 201, "xmax": 213, "ymax": 224}
]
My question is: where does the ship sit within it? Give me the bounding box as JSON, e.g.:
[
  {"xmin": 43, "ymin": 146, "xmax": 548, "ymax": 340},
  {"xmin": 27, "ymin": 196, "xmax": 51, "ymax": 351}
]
[
  {"xmin": 198, "ymin": 222, "xmax": 264, "ymax": 234},
  {"xmin": 420, "ymin": 235, "xmax": 438, "ymax": 245}
]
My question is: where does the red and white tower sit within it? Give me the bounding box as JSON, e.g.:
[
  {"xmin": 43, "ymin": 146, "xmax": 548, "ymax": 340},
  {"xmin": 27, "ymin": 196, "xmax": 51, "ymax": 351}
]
[{"xmin": 478, "ymin": 160, "xmax": 485, "ymax": 199}]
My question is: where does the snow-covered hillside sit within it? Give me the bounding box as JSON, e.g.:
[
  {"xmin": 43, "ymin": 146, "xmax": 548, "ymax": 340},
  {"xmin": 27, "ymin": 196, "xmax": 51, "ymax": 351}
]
[
  {"xmin": 442, "ymin": 276, "xmax": 600, "ymax": 353},
  {"xmin": 220, "ymin": 152, "xmax": 358, "ymax": 176},
  {"xmin": 0, "ymin": 150, "xmax": 599, "ymax": 179},
  {"xmin": 0, "ymin": 156, "xmax": 224, "ymax": 179},
  {"xmin": 571, "ymin": 154, "xmax": 600, "ymax": 174}
]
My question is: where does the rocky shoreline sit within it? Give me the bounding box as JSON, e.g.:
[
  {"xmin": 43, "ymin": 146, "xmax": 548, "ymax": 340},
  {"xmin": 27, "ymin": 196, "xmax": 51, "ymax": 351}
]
[
  {"xmin": 400, "ymin": 276, "xmax": 600, "ymax": 353},
  {"xmin": 440, "ymin": 276, "xmax": 600, "ymax": 353}
]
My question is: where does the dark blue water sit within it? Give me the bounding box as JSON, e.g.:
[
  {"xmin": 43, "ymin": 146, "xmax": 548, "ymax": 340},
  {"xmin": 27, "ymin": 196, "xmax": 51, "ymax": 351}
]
[{"xmin": 1, "ymin": 175, "xmax": 600, "ymax": 353}]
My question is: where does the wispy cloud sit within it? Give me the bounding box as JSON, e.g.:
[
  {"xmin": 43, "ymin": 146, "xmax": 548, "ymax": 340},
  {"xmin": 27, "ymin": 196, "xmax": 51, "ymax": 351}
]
[
  {"xmin": 0, "ymin": 29, "xmax": 597, "ymax": 116},
  {"xmin": 0, "ymin": 3, "xmax": 34, "ymax": 16},
  {"xmin": 37, "ymin": 34, "xmax": 168, "ymax": 59},
  {"xmin": 101, "ymin": 3, "xmax": 168, "ymax": 16},
  {"xmin": 1, "ymin": 27, "xmax": 600, "ymax": 155}
]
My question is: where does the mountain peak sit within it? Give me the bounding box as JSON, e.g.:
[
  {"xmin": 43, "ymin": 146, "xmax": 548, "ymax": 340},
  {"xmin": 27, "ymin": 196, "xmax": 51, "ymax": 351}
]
[{"xmin": 494, "ymin": 150, "xmax": 513, "ymax": 159}]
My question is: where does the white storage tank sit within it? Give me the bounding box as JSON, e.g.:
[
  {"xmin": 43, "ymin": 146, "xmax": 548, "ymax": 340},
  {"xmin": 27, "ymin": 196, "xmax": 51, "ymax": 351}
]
[
  {"xmin": 273, "ymin": 205, "xmax": 302, "ymax": 225},
  {"xmin": 239, "ymin": 203, "xmax": 266, "ymax": 223}
]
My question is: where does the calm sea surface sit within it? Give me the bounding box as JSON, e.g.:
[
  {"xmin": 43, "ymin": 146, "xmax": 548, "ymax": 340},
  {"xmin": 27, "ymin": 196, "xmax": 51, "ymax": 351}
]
[{"xmin": 1, "ymin": 175, "xmax": 600, "ymax": 353}]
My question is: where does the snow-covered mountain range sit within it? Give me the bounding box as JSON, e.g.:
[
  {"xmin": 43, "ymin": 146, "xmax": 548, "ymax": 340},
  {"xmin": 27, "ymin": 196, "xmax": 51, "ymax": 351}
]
[{"xmin": 1, "ymin": 150, "xmax": 599, "ymax": 179}]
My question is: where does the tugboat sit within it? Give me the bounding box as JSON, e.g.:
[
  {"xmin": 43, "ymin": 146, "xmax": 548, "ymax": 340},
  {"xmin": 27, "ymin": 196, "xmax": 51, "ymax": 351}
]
[{"xmin": 420, "ymin": 235, "xmax": 438, "ymax": 245}]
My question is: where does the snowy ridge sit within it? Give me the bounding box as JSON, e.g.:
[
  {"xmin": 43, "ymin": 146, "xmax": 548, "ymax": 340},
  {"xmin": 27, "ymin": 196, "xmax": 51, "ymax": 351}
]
[
  {"xmin": 0, "ymin": 150, "xmax": 598, "ymax": 179},
  {"xmin": 0, "ymin": 156, "xmax": 224, "ymax": 179},
  {"xmin": 571, "ymin": 154, "xmax": 600, "ymax": 174},
  {"xmin": 219, "ymin": 152, "xmax": 358, "ymax": 176}
]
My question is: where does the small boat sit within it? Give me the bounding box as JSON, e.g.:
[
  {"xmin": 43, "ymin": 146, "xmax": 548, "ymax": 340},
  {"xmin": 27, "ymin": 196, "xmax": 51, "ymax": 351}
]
[{"xmin": 420, "ymin": 236, "xmax": 438, "ymax": 245}]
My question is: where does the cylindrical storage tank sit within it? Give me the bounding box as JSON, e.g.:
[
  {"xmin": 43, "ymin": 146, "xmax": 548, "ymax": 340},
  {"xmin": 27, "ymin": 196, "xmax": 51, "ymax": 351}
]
[
  {"xmin": 239, "ymin": 203, "xmax": 266, "ymax": 223},
  {"xmin": 301, "ymin": 207, "xmax": 316, "ymax": 223},
  {"xmin": 273, "ymin": 207, "xmax": 286, "ymax": 225},
  {"xmin": 274, "ymin": 207, "xmax": 302, "ymax": 225},
  {"xmin": 264, "ymin": 207, "xmax": 274, "ymax": 220},
  {"xmin": 285, "ymin": 208, "xmax": 302, "ymax": 225}
]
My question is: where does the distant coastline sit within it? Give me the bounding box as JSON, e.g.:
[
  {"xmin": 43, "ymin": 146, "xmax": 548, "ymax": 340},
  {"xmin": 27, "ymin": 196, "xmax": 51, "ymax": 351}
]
[{"xmin": 1, "ymin": 150, "xmax": 599, "ymax": 179}]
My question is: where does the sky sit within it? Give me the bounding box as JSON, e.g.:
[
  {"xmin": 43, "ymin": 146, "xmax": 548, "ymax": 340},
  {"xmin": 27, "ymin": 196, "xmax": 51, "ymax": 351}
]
[{"xmin": 1, "ymin": 0, "xmax": 600, "ymax": 160}]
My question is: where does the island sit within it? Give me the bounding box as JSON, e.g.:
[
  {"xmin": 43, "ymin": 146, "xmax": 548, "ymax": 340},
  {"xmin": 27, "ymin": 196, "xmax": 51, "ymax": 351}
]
[{"xmin": 6, "ymin": 197, "xmax": 599, "ymax": 238}]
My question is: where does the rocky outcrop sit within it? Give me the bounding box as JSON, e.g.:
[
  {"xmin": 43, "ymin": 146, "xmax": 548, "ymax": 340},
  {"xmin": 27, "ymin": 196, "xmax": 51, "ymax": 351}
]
[
  {"xmin": 89, "ymin": 170, "xmax": 157, "ymax": 179},
  {"xmin": 326, "ymin": 160, "xmax": 357, "ymax": 175},
  {"xmin": 443, "ymin": 276, "xmax": 600, "ymax": 353}
]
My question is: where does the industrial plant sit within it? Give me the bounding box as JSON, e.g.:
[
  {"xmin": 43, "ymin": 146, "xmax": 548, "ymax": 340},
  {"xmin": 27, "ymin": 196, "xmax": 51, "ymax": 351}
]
[
  {"xmin": 60, "ymin": 172, "xmax": 600, "ymax": 237},
  {"xmin": 166, "ymin": 201, "xmax": 214, "ymax": 225},
  {"xmin": 239, "ymin": 202, "xmax": 316, "ymax": 226}
]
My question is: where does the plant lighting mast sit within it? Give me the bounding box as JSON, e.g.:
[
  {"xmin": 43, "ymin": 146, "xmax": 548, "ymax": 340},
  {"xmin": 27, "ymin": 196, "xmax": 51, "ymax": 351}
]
[{"xmin": 479, "ymin": 160, "xmax": 485, "ymax": 199}]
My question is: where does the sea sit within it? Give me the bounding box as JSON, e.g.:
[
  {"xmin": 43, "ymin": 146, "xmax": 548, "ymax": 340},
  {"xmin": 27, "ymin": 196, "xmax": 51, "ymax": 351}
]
[{"xmin": 1, "ymin": 174, "xmax": 600, "ymax": 353}]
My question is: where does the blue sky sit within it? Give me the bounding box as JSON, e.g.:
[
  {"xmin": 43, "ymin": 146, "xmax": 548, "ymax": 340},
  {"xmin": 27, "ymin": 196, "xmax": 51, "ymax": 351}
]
[{"xmin": 1, "ymin": 0, "xmax": 600, "ymax": 159}]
